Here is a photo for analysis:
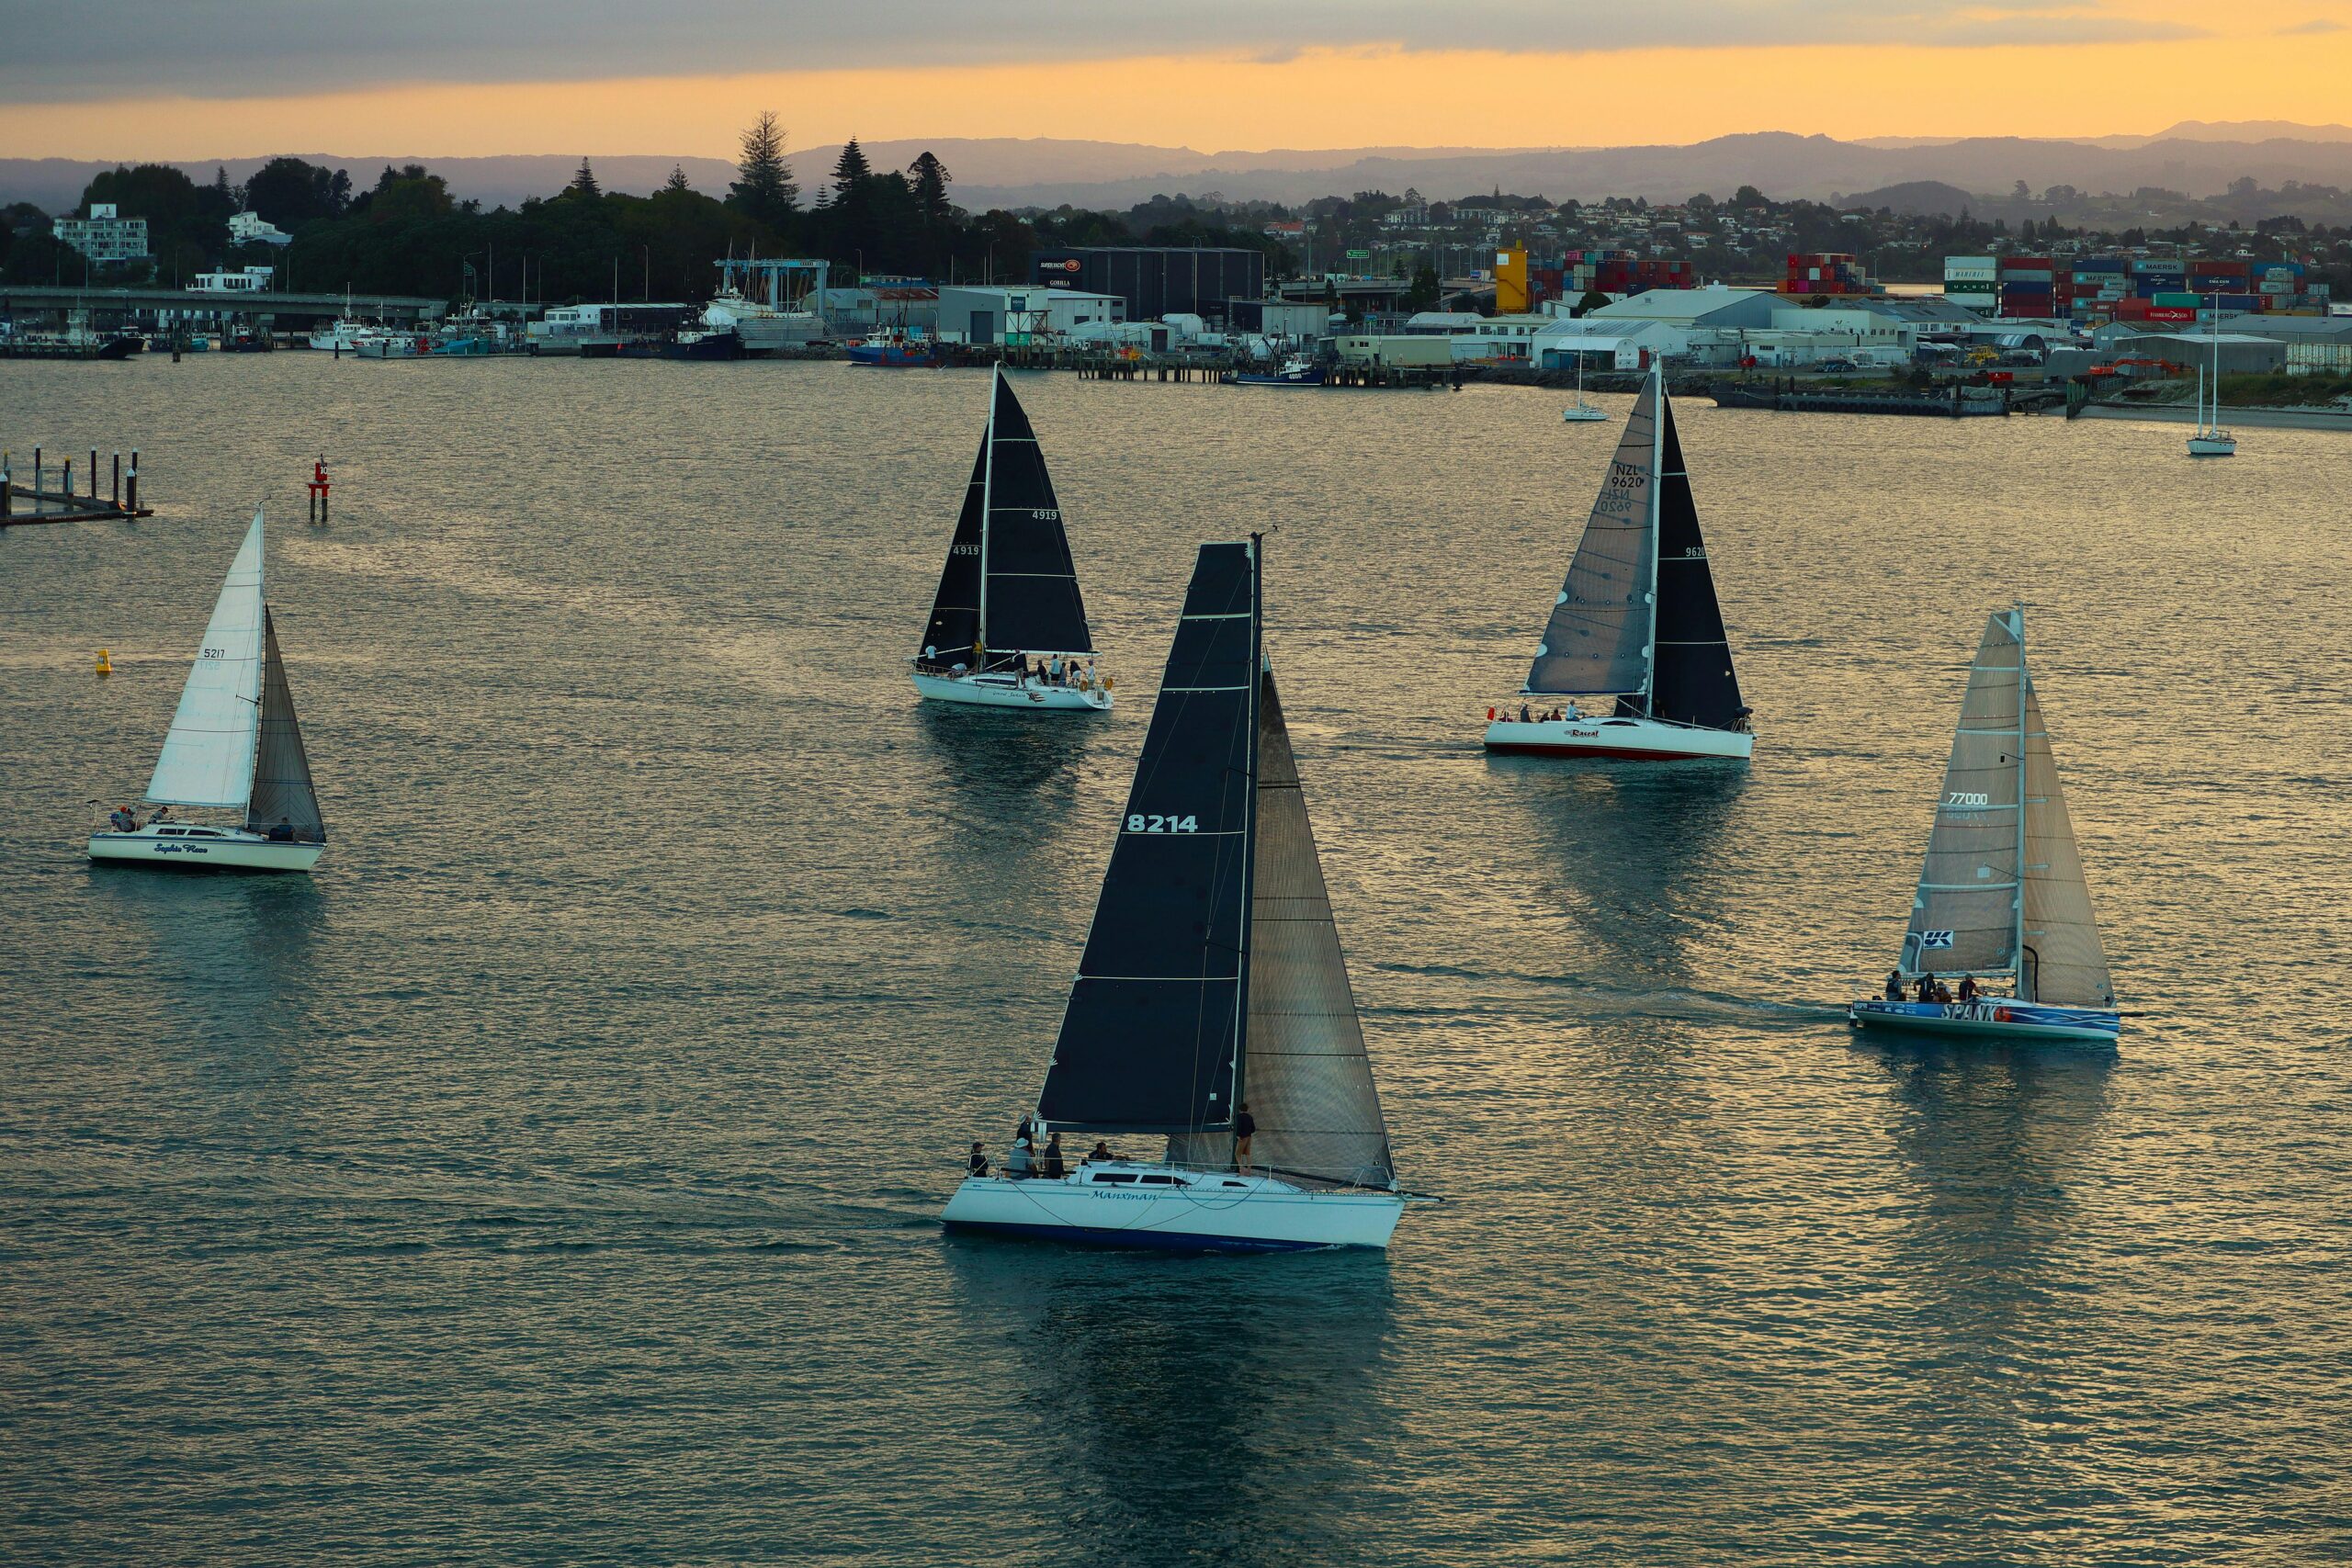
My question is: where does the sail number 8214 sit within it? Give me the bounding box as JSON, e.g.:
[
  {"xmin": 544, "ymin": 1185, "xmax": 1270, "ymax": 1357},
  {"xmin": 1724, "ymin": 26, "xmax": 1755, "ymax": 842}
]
[{"xmin": 1127, "ymin": 815, "xmax": 1199, "ymax": 833}]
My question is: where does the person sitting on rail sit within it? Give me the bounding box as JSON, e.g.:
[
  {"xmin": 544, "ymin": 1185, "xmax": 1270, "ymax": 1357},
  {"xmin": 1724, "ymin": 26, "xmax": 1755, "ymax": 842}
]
[
  {"xmin": 1957, "ymin": 976, "xmax": 1980, "ymax": 1003},
  {"xmin": 1884, "ymin": 969, "xmax": 1905, "ymax": 1002}
]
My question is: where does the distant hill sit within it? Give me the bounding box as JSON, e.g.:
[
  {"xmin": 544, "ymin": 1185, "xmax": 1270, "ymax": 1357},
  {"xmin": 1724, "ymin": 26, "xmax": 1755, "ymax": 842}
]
[{"xmin": 1836, "ymin": 181, "xmax": 1984, "ymax": 218}]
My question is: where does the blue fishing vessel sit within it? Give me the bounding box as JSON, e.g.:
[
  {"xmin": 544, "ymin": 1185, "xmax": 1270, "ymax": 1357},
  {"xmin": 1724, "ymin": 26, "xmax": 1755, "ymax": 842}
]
[
  {"xmin": 1849, "ymin": 608, "xmax": 2121, "ymax": 1047},
  {"xmin": 1232, "ymin": 356, "xmax": 1323, "ymax": 387}
]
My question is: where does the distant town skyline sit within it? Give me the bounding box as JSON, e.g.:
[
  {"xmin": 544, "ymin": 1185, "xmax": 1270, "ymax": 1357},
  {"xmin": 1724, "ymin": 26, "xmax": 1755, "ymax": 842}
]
[{"xmin": 2, "ymin": 1, "xmax": 2346, "ymax": 161}]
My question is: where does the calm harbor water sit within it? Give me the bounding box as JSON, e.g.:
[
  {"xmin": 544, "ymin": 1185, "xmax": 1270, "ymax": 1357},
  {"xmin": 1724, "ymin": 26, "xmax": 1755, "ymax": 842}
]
[{"xmin": 3, "ymin": 355, "xmax": 2348, "ymax": 1565}]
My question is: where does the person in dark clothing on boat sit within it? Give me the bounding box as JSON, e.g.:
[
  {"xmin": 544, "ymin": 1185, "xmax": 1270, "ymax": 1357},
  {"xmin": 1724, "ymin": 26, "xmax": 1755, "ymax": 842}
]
[
  {"xmin": 267, "ymin": 818, "xmax": 295, "ymax": 842},
  {"xmin": 1885, "ymin": 970, "xmax": 1905, "ymax": 1002},
  {"xmin": 1016, "ymin": 1113, "xmax": 1036, "ymax": 1147},
  {"xmin": 1234, "ymin": 1102, "xmax": 1258, "ymax": 1176},
  {"xmin": 1040, "ymin": 1134, "xmax": 1067, "ymax": 1179},
  {"xmin": 967, "ymin": 1142, "xmax": 989, "ymax": 1177},
  {"xmin": 1958, "ymin": 976, "xmax": 1980, "ymax": 1003},
  {"xmin": 108, "ymin": 807, "xmax": 133, "ymax": 832},
  {"xmin": 1520, "ymin": 703, "xmax": 1532, "ymax": 724},
  {"xmin": 1085, "ymin": 1140, "xmax": 1114, "ymax": 1165},
  {"xmin": 1916, "ymin": 976, "xmax": 1935, "ymax": 1003}
]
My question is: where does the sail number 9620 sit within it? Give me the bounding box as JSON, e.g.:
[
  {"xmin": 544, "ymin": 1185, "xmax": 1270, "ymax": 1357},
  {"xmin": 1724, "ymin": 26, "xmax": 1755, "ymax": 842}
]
[{"xmin": 1127, "ymin": 815, "xmax": 1199, "ymax": 833}]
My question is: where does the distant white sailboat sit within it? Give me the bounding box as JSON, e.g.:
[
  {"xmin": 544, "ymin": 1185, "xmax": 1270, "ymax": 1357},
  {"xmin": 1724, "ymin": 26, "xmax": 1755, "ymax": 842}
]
[
  {"xmin": 1849, "ymin": 608, "xmax": 2120, "ymax": 1047},
  {"xmin": 87, "ymin": 509, "xmax": 328, "ymax": 873},
  {"xmin": 1487, "ymin": 360, "xmax": 1754, "ymax": 761},
  {"xmin": 944, "ymin": 537, "xmax": 1414, "ymax": 1251},
  {"xmin": 911, "ymin": 365, "xmax": 1111, "ymax": 711},
  {"xmin": 1561, "ymin": 351, "xmax": 1608, "ymax": 422},
  {"xmin": 2188, "ymin": 296, "xmax": 2236, "ymax": 457}
]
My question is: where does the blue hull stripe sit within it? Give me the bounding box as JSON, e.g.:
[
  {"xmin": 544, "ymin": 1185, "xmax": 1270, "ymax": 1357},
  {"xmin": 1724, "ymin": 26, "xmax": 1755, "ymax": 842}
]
[{"xmin": 944, "ymin": 1219, "xmax": 1329, "ymax": 1254}]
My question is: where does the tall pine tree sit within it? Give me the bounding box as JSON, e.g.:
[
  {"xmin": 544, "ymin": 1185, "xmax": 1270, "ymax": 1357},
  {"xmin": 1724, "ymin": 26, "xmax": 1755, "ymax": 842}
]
[
  {"xmin": 831, "ymin": 139, "xmax": 871, "ymax": 200},
  {"xmin": 664, "ymin": 164, "xmax": 692, "ymax": 194},
  {"xmin": 568, "ymin": 157, "xmax": 601, "ymax": 198},
  {"xmin": 729, "ymin": 111, "xmax": 797, "ymax": 224}
]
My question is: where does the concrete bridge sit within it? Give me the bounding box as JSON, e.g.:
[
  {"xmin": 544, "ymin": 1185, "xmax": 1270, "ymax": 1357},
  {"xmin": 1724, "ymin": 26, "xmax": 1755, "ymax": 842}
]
[{"xmin": 0, "ymin": 286, "xmax": 446, "ymax": 327}]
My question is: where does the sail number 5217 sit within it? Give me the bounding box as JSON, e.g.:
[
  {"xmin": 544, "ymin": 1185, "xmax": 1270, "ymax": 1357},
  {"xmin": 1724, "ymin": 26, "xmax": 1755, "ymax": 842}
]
[{"xmin": 1127, "ymin": 815, "xmax": 1198, "ymax": 833}]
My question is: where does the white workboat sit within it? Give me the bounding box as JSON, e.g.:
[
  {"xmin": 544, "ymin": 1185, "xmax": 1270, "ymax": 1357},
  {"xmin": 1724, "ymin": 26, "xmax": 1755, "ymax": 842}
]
[
  {"xmin": 912, "ymin": 364, "xmax": 1110, "ymax": 711},
  {"xmin": 1848, "ymin": 608, "xmax": 2120, "ymax": 1047},
  {"xmin": 1487, "ymin": 361, "xmax": 1753, "ymax": 761},
  {"xmin": 944, "ymin": 538, "xmax": 1414, "ymax": 1251},
  {"xmin": 88, "ymin": 508, "xmax": 328, "ymax": 874}
]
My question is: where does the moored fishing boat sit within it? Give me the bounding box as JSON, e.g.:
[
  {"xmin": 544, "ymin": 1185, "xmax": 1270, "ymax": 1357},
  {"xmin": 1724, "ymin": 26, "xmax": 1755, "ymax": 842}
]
[
  {"xmin": 87, "ymin": 509, "xmax": 328, "ymax": 873},
  {"xmin": 912, "ymin": 365, "xmax": 1109, "ymax": 711},
  {"xmin": 1485, "ymin": 361, "xmax": 1753, "ymax": 761},
  {"xmin": 1849, "ymin": 608, "xmax": 2120, "ymax": 1047},
  {"xmin": 1232, "ymin": 355, "xmax": 1324, "ymax": 387},
  {"xmin": 943, "ymin": 537, "xmax": 1415, "ymax": 1251}
]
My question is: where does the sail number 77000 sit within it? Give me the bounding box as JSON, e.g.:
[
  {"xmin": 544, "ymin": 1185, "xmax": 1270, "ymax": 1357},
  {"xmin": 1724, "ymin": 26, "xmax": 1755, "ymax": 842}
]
[{"xmin": 1127, "ymin": 815, "xmax": 1199, "ymax": 833}]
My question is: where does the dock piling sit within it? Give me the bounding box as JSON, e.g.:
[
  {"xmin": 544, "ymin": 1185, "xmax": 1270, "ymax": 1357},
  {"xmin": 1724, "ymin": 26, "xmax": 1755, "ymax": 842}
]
[
  {"xmin": 127, "ymin": 451, "xmax": 139, "ymax": 512},
  {"xmin": 111, "ymin": 452, "xmax": 120, "ymax": 505}
]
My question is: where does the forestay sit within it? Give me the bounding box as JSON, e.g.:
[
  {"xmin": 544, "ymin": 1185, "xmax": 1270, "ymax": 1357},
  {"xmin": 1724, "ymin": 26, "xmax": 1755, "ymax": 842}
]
[
  {"xmin": 979, "ymin": 368, "xmax": 1093, "ymax": 657},
  {"xmin": 246, "ymin": 609, "xmax": 326, "ymax": 843},
  {"xmin": 1646, "ymin": 389, "xmax": 1746, "ymax": 729},
  {"xmin": 1038, "ymin": 540, "xmax": 1259, "ymax": 1135},
  {"xmin": 147, "ymin": 509, "xmax": 266, "ymax": 808},
  {"xmin": 1523, "ymin": 376, "xmax": 1657, "ymax": 697},
  {"xmin": 2020, "ymin": 677, "xmax": 2112, "ymax": 1005},
  {"xmin": 1170, "ymin": 671, "xmax": 1396, "ymax": 1190},
  {"xmin": 1902, "ymin": 610, "xmax": 2024, "ymax": 977}
]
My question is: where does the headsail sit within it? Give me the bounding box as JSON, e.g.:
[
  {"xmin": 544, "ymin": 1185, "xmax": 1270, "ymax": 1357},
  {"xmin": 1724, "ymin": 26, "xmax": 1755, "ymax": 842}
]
[
  {"xmin": 246, "ymin": 609, "xmax": 326, "ymax": 843},
  {"xmin": 1171, "ymin": 669, "xmax": 1396, "ymax": 1190},
  {"xmin": 2019, "ymin": 674, "xmax": 2112, "ymax": 1005},
  {"xmin": 1523, "ymin": 374, "xmax": 1657, "ymax": 696},
  {"xmin": 1900, "ymin": 611, "xmax": 2024, "ymax": 977},
  {"xmin": 917, "ymin": 437, "xmax": 987, "ymax": 667},
  {"xmin": 1038, "ymin": 540, "xmax": 1259, "ymax": 1135},
  {"xmin": 1647, "ymin": 388, "xmax": 1746, "ymax": 729},
  {"xmin": 147, "ymin": 509, "xmax": 266, "ymax": 808},
  {"xmin": 979, "ymin": 367, "xmax": 1093, "ymax": 657}
]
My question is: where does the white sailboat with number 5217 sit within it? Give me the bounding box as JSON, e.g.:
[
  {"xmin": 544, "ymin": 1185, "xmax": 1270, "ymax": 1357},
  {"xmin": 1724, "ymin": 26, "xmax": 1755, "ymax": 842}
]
[{"xmin": 87, "ymin": 508, "xmax": 328, "ymax": 873}]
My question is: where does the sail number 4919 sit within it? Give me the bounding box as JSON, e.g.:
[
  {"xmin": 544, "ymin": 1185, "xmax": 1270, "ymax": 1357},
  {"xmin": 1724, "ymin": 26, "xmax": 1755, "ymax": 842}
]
[{"xmin": 1127, "ymin": 815, "xmax": 1198, "ymax": 833}]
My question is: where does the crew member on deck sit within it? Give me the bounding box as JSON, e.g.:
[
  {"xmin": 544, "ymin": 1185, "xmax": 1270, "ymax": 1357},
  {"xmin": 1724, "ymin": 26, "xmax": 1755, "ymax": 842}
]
[
  {"xmin": 1234, "ymin": 1101, "xmax": 1258, "ymax": 1177},
  {"xmin": 967, "ymin": 1142, "xmax": 989, "ymax": 1177},
  {"xmin": 1885, "ymin": 969, "xmax": 1905, "ymax": 1002},
  {"xmin": 1958, "ymin": 976, "xmax": 1979, "ymax": 1002},
  {"xmin": 1041, "ymin": 1134, "xmax": 1067, "ymax": 1179}
]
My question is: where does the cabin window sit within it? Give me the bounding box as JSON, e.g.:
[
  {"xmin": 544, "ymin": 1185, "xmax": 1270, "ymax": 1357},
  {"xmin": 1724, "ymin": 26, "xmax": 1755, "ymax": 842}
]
[
  {"xmin": 187, "ymin": 829, "xmax": 220, "ymax": 838},
  {"xmin": 1136, "ymin": 1174, "xmax": 1183, "ymax": 1187},
  {"xmin": 1222, "ymin": 1180, "xmax": 1248, "ymax": 1189},
  {"xmin": 1091, "ymin": 1172, "xmax": 1136, "ymax": 1184},
  {"xmin": 157, "ymin": 828, "xmax": 185, "ymax": 836}
]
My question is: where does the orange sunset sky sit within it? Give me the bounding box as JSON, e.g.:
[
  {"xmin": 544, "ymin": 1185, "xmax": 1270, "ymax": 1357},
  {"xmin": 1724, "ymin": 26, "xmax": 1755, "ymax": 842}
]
[{"xmin": 3, "ymin": 1, "xmax": 2347, "ymax": 158}]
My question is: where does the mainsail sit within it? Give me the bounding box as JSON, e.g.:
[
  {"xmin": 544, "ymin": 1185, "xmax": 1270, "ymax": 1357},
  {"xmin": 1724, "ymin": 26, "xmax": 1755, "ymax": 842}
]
[
  {"xmin": 1038, "ymin": 540, "xmax": 1260, "ymax": 1134},
  {"xmin": 1901, "ymin": 611, "xmax": 2025, "ymax": 978},
  {"xmin": 1647, "ymin": 389, "xmax": 1746, "ymax": 729},
  {"xmin": 246, "ymin": 609, "xmax": 326, "ymax": 843},
  {"xmin": 1522, "ymin": 378, "xmax": 1657, "ymax": 697},
  {"xmin": 2019, "ymin": 674, "xmax": 2113, "ymax": 1005},
  {"xmin": 978, "ymin": 367, "xmax": 1093, "ymax": 658},
  {"xmin": 917, "ymin": 439, "xmax": 987, "ymax": 666},
  {"xmin": 1171, "ymin": 670, "xmax": 1396, "ymax": 1190},
  {"xmin": 147, "ymin": 509, "xmax": 266, "ymax": 808}
]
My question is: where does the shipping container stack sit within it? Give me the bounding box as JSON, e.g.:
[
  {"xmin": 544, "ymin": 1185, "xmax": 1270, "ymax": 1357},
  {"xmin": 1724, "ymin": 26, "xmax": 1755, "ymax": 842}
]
[
  {"xmin": 1783, "ymin": 253, "xmax": 1871, "ymax": 296},
  {"xmin": 1590, "ymin": 252, "xmax": 1696, "ymax": 295},
  {"xmin": 1998, "ymin": 255, "xmax": 2059, "ymax": 321},
  {"xmin": 1947, "ymin": 252, "xmax": 2331, "ymax": 322}
]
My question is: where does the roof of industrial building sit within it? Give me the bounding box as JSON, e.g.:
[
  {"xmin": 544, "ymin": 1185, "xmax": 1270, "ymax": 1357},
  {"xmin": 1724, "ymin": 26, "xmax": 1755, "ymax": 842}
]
[{"xmin": 1587, "ymin": 285, "xmax": 1773, "ymax": 323}]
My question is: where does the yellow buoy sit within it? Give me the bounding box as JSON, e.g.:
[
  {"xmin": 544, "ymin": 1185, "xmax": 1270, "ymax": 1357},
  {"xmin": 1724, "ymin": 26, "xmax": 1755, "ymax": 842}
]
[{"xmin": 96, "ymin": 649, "xmax": 112, "ymax": 677}]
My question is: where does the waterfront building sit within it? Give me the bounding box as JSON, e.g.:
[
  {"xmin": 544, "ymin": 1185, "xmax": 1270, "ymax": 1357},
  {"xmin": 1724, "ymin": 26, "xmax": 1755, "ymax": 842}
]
[
  {"xmin": 190, "ymin": 266, "xmax": 279, "ymax": 293},
  {"xmin": 1031, "ymin": 247, "xmax": 1264, "ymax": 325},
  {"xmin": 51, "ymin": 203, "xmax": 149, "ymax": 265},
  {"xmin": 935, "ymin": 286, "xmax": 1124, "ymax": 345},
  {"xmin": 228, "ymin": 212, "xmax": 292, "ymax": 246}
]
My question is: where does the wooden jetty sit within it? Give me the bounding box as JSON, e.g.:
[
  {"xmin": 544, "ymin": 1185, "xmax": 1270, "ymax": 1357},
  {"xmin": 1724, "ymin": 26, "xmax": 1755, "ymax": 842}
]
[
  {"xmin": 1709, "ymin": 378, "xmax": 2011, "ymax": 418},
  {"xmin": 2, "ymin": 446, "xmax": 153, "ymax": 525}
]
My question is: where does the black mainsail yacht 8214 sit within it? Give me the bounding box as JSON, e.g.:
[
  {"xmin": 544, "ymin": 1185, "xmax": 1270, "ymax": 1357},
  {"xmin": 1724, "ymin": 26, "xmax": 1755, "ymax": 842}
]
[
  {"xmin": 911, "ymin": 366, "xmax": 1110, "ymax": 711},
  {"xmin": 943, "ymin": 537, "xmax": 1413, "ymax": 1250}
]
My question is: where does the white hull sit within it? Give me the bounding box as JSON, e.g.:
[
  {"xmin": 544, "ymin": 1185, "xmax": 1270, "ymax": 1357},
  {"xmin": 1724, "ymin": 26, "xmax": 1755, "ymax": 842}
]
[
  {"xmin": 2187, "ymin": 433, "xmax": 2236, "ymax": 457},
  {"xmin": 1483, "ymin": 713, "xmax": 1752, "ymax": 761},
  {"xmin": 912, "ymin": 671, "xmax": 1111, "ymax": 711},
  {"xmin": 942, "ymin": 1162, "xmax": 1403, "ymax": 1251},
  {"xmin": 1562, "ymin": 404, "xmax": 1609, "ymax": 423},
  {"xmin": 89, "ymin": 826, "xmax": 322, "ymax": 873}
]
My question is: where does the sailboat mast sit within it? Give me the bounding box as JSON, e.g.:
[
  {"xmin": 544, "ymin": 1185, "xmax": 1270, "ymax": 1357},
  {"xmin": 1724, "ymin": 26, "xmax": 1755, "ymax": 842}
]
[
  {"xmin": 1640, "ymin": 359, "xmax": 1664, "ymax": 710},
  {"xmin": 978, "ymin": 365, "xmax": 999, "ymax": 654},
  {"xmin": 1227, "ymin": 533, "xmax": 1266, "ymax": 1125},
  {"xmin": 2013, "ymin": 606, "xmax": 2030, "ymax": 996}
]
